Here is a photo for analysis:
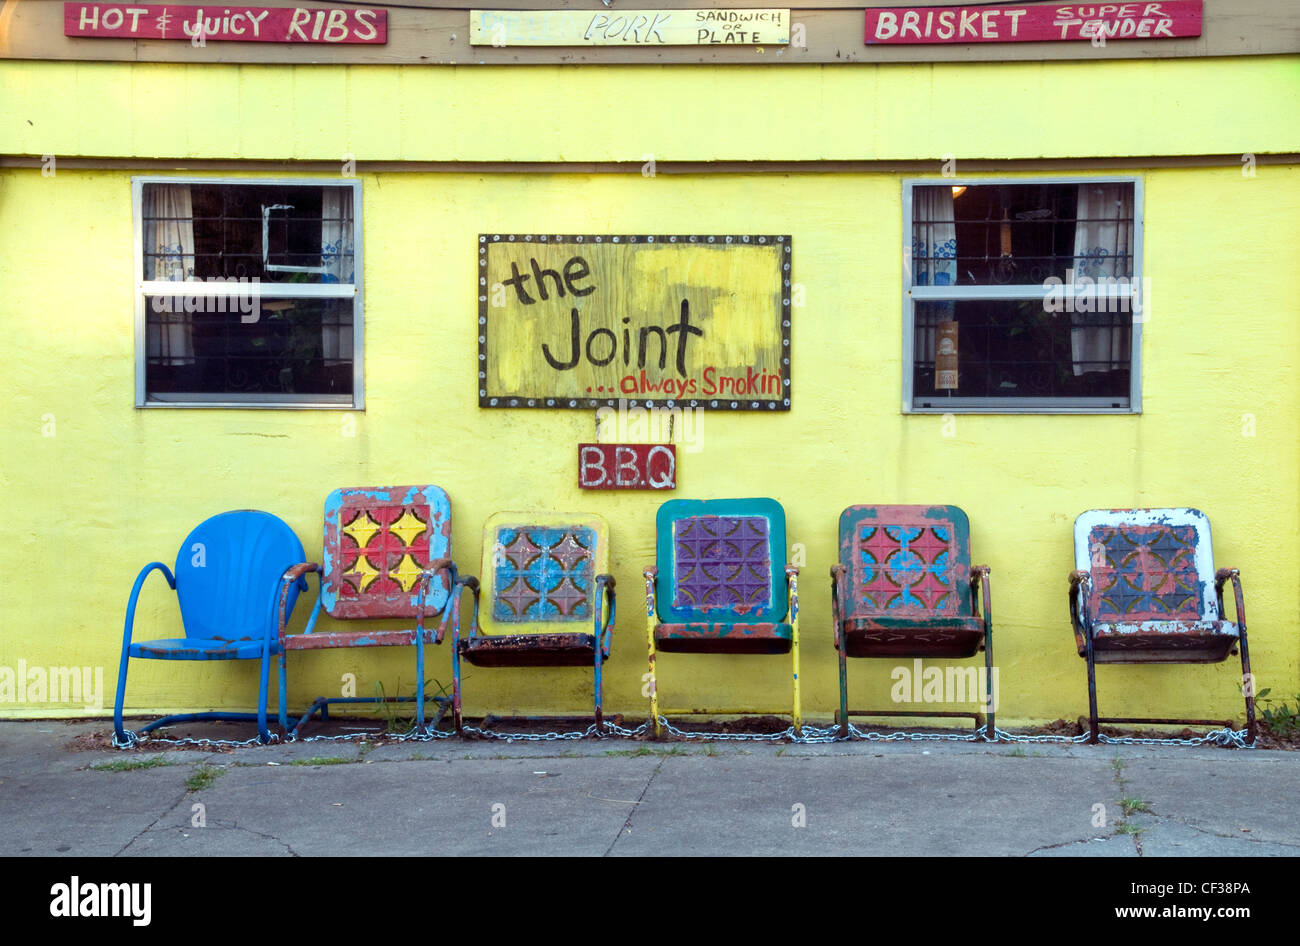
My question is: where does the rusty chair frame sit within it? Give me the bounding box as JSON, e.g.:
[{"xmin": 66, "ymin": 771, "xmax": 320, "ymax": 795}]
[
  {"xmin": 1068, "ymin": 508, "xmax": 1255, "ymax": 744},
  {"xmin": 830, "ymin": 505, "xmax": 994, "ymax": 739},
  {"xmin": 446, "ymin": 513, "xmax": 616, "ymax": 736}
]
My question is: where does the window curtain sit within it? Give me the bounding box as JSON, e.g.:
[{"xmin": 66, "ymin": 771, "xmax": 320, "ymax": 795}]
[
  {"xmin": 912, "ymin": 187, "xmax": 957, "ymax": 363},
  {"xmin": 1070, "ymin": 183, "xmax": 1133, "ymax": 375},
  {"xmin": 321, "ymin": 187, "xmax": 355, "ymax": 366},
  {"xmin": 144, "ymin": 184, "xmax": 196, "ymax": 365}
]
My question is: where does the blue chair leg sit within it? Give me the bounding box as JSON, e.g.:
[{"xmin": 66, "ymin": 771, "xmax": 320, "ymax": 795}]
[
  {"xmin": 113, "ymin": 643, "xmax": 132, "ymax": 746},
  {"xmin": 278, "ymin": 652, "xmax": 290, "ymax": 731},
  {"xmin": 257, "ymin": 640, "xmax": 273, "ymax": 744},
  {"xmin": 415, "ymin": 633, "xmax": 427, "ymax": 730},
  {"xmin": 594, "ymin": 643, "xmax": 605, "ymax": 734}
]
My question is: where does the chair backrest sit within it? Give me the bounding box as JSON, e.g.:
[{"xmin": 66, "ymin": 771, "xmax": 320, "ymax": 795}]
[
  {"xmin": 1074, "ymin": 508, "xmax": 1218, "ymax": 623},
  {"xmin": 174, "ymin": 510, "xmax": 306, "ymax": 642},
  {"xmin": 479, "ymin": 512, "xmax": 609, "ymax": 636},
  {"xmin": 837, "ymin": 505, "xmax": 973, "ymax": 619},
  {"xmin": 655, "ymin": 498, "xmax": 788, "ymax": 623},
  {"xmin": 321, "ymin": 486, "xmax": 452, "ymax": 619}
]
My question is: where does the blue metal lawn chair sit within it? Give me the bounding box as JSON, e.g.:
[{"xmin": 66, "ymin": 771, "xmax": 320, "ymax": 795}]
[{"xmin": 113, "ymin": 510, "xmax": 308, "ymax": 747}]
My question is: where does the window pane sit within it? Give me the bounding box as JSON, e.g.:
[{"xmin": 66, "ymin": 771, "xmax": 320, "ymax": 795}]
[
  {"xmin": 144, "ymin": 296, "xmax": 354, "ymax": 399},
  {"xmin": 912, "ymin": 183, "xmax": 1134, "ymax": 287},
  {"xmin": 142, "ymin": 183, "xmax": 355, "ymax": 285},
  {"xmin": 912, "ymin": 299, "xmax": 1131, "ymax": 402}
]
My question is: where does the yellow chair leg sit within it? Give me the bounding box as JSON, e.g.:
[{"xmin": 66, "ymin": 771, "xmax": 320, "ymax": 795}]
[{"xmin": 644, "ymin": 568, "xmax": 661, "ymax": 738}]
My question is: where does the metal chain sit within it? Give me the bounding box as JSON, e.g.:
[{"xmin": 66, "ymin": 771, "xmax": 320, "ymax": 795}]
[
  {"xmin": 844, "ymin": 722, "xmax": 989, "ymax": 742},
  {"xmin": 992, "ymin": 726, "xmax": 1254, "ymax": 748},
  {"xmin": 112, "ymin": 720, "xmax": 1254, "ymax": 749},
  {"xmin": 991, "ymin": 727, "xmax": 1093, "ymax": 744},
  {"xmin": 113, "ymin": 729, "xmax": 273, "ymax": 750}
]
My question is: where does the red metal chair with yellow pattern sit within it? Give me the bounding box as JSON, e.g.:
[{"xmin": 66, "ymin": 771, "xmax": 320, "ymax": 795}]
[{"xmin": 276, "ymin": 486, "xmax": 468, "ymax": 735}]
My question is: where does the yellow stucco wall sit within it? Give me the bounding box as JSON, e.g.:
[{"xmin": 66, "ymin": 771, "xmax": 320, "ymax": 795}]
[{"xmin": 1, "ymin": 57, "xmax": 1298, "ymax": 726}]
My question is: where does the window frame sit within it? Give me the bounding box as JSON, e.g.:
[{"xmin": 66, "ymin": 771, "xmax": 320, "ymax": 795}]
[
  {"xmin": 901, "ymin": 175, "xmax": 1143, "ymax": 414},
  {"xmin": 132, "ymin": 175, "xmax": 365, "ymax": 410}
]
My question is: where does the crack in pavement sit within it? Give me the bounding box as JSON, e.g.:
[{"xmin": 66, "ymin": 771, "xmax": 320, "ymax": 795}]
[
  {"xmin": 1025, "ymin": 835, "xmax": 1115, "ymax": 856},
  {"xmin": 604, "ymin": 758, "xmax": 663, "ymax": 857},
  {"xmin": 1137, "ymin": 812, "xmax": 1300, "ymax": 850},
  {"xmin": 114, "ymin": 786, "xmax": 192, "ymax": 857}
]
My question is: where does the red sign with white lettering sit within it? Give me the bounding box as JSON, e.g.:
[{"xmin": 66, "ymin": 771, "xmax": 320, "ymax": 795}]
[
  {"xmin": 579, "ymin": 443, "xmax": 677, "ymax": 491},
  {"xmin": 64, "ymin": 4, "xmax": 388, "ymax": 43},
  {"xmin": 865, "ymin": 2, "xmax": 1201, "ymax": 44}
]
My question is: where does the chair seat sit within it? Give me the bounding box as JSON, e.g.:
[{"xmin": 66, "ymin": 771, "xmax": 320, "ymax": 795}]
[
  {"xmin": 841, "ymin": 615, "xmax": 986, "ymax": 659},
  {"xmin": 283, "ymin": 629, "xmax": 436, "ymax": 651},
  {"xmin": 1085, "ymin": 620, "xmax": 1240, "ymax": 663},
  {"xmin": 129, "ymin": 637, "xmax": 276, "ymax": 660},
  {"xmin": 459, "ymin": 633, "xmax": 603, "ymax": 667},
  {"xmin": 654, "ymin": 622, "xmax": 793, "ymax": 655}
]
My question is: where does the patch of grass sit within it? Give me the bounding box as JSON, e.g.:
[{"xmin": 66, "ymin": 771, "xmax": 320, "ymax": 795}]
[
  {"xmin": 775, "ymin": 746, "xmax": 789, "ymax": 757},
  {"xmin": 1120, "ymin": 797, "xmax": 1153, "ymax": 816},
  {"xmin": 288, "ymin": 756, "xmax": 353, "ymax": 767},
  {"xmin": 1006, "ymin": 747, "xmax": 1027, "ymax": 758},
  {"xmin": 604, "ymin": 745, "xmax": 691, "ymax": 757},
  {"xmin": 185, "ymin": 765, "xmax": 225, "ymax": 792},
  {"xmin": 1256, "ymin": 689, "xmax": 1300, "ymax": 738},
  {"xmin": 1115, "ymin": 821, "xmax": 1145, "ymax": 836},
  {"xmin": 90, "ymin": 756, "xmax": 173, "ymax": 772}
]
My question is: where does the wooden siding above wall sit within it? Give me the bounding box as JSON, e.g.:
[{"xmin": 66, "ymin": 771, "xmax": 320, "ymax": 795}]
[{"xmin": 1, "ymin": 0, "xmax": 1297, "ymax": 65}]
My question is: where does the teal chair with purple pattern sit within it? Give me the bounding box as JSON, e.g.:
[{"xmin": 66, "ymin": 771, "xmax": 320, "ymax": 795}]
[{"xmin": 643, "ymin": 498, "xmax": 802, "ymax": 738}]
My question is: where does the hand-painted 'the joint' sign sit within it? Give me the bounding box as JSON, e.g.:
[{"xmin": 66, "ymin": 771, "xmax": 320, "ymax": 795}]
[{"xmin": 579, "ymin": 443, "xmax": 677, "ymax": 490}]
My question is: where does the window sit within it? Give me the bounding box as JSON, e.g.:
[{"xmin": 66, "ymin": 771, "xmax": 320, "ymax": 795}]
[
  {"xmin": 133, "ymin": 178, "xmax": 362, "ymax": 408},
  {"xmin": 903, "ymin": 178, "xmax": 1142, "ymax": 412}
]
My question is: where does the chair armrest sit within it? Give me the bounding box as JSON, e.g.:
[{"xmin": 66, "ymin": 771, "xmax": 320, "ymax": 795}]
[
  {"xmin": 829, "ymin": 564, "xmax": 848, "ymax": 650},
  {"xmin": 594, "ymin": 573, "xmax": 617, "ymax": 652},
  {"xmin": 969, "ymin": 565, "xmax": 991, "ymax": 623},
  {"xmin": 421, "ymin": 559, "xmax": 479, "ymax": 645},
  {"xmin": 642, "ymin": 567, "xmax": 658, "ymax": 622},
  {"xmin": 122, "ymin": 562, "xmax": 177, "ymax": 646},
  {"xmin": 1068, "ymin": 569, "xmax": 1092, "ymax": 646},
  {"xmin": 277, "ymin": 563, "xmax": 321, "ymax": 646},
  {"xmin": 1215, "ymin": 567, "xmax": 1246, "ymax": 628}
]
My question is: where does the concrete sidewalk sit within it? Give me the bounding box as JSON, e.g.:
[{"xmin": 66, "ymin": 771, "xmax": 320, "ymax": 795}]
[{"xmin": 1, "ymin": 720, "xmax": 1295, "ymax": 857}]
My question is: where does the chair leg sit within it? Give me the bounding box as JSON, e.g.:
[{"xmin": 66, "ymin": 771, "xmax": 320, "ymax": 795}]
[
  {"xmin": 451, "ymin": 636, "xmax": 464, "ymax": 735},
  {"xmin": 257, "ymin": 642, "xmax": 273, "ymax": 744},
  {"xmin": 984, "ymin": 633, "xmax": 996, "ymax": 741},
  {"xmin": 1085, "ymin": 627, "xmax": 1100, "ymax": 745},
  {"xmin": 791, "ymin": 619, "xmax": 802, "ymax": 738},
  {"xmin": 113, "ymin": 644, "xmax": 132, "ymax": 746},
  {"xmin": 837, "ymin": 643, "xmax": 849, "ymax": 739},
  {"xmin": 647, "ymin": 622, "xmax": 661, "ymax": 739},
  {"xmin": 415, "ymin": 634, "xmax": 427, "ymax": 731},
  {"xmin": 277, "ymin": 652, "xmax": 290, "ymax": 731},
  {"xmin": 594, "ymin": 642, "xmax": 605, "ymax": 735},
  {"xmin": 1239, "ymin": 625, "xmax": 1256, "ymax": 744}
]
